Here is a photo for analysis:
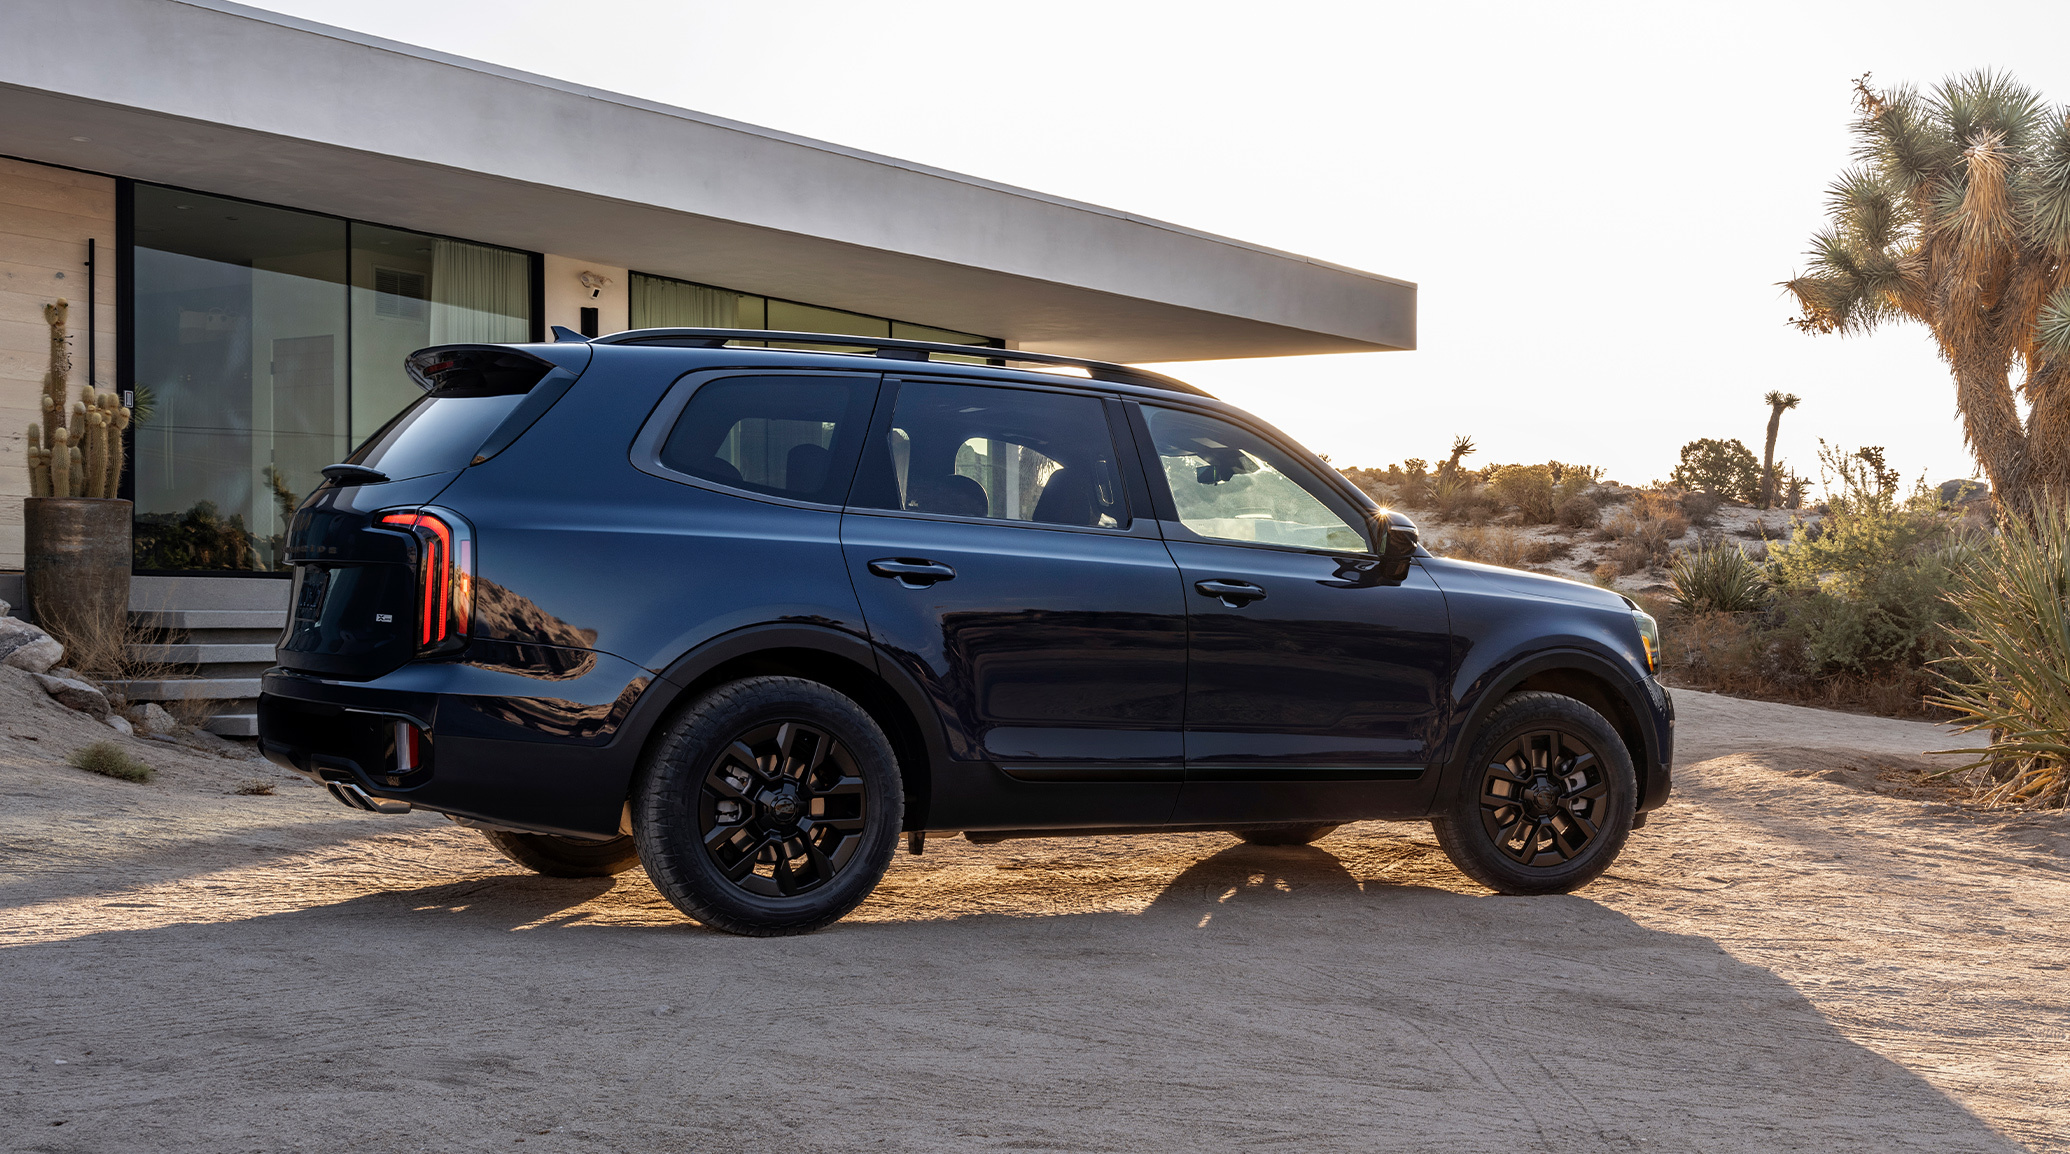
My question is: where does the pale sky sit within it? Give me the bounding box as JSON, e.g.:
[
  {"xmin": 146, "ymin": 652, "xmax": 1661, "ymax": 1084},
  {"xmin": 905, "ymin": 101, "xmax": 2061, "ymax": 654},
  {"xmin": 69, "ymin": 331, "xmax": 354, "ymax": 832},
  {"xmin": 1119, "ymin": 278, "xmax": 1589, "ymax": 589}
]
[{"xmin": 253, "ymin": 0, "xmax": 2070, "ymax": 490}]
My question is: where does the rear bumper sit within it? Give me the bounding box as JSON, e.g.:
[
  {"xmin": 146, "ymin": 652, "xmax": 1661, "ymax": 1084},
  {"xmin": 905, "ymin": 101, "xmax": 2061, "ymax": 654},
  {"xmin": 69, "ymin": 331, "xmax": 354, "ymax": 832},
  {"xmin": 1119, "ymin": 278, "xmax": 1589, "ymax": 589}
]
[{"xmin": 259, "ymin": 651, "xmax": 657, "ymax": 839}]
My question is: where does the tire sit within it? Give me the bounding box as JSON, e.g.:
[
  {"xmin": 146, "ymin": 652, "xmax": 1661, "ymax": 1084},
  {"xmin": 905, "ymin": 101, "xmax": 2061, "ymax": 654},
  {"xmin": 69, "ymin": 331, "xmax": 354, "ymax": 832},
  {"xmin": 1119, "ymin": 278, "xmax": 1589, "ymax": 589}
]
[
  {"xmin": 632, "ymin": 676, "xmax": 903, "ymax": 936},
  {"xmin": 1432, "ymin": 691, "xmax": 1636, "ymax": 895},
  {"xmin": 480, "ymin": 829, "xmax": 642, "ymax": 878},
  {"xmin": 1231, "ymin": 823, "xmax": 1341, "ymax": 846}
]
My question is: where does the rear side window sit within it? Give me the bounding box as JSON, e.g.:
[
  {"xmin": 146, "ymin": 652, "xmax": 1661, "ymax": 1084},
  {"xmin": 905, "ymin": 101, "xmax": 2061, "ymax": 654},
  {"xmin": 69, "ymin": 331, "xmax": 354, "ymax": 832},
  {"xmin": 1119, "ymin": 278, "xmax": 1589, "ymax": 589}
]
[
  {"xmin": 850, "ymin": 381, "xmax": 1127, "ymax": 528},
  {"xmin": 346, "ymin": 394, "xmax": 528, "ymax": 481},
  {"xmin": 346, "ymin": 347, "xmax": 560, "ymax": 481},
  {"xmin": 658, "ymin": 375, "xmax": 878, "ymax": 504}
]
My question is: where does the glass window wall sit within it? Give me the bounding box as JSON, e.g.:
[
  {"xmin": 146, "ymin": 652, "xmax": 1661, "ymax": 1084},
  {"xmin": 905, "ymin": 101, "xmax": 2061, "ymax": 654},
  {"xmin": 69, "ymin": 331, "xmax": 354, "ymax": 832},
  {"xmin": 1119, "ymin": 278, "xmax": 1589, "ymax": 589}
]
[
  {"xmin": 629, "ymin": 272, "xmax": 999, "ymax": 357},
  {"xmin": 130, "ymin": 184, "xmax": 533, "ymax": 572}
]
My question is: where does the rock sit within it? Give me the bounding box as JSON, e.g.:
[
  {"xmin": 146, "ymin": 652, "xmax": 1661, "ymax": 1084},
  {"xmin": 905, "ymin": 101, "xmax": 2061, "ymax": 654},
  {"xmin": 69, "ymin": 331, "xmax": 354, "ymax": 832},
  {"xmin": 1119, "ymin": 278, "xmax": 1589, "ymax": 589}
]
[
  {"xmin": 0, "ymin": 616, "xmax": 64, "ymax": 674},
  {"xmin": 1938, "ymin": 478, "xmax": 1991, "ymax": 505},
  {"xmin": 31, "ymin": 672, "xmax": 111, "ymax": 720},
  {"xmin": 128, "ymin": 702, "xmax": 178, "ymax": 735},
  {"xmin": 104, "ymin": 714, "xmax": 134, "ymax": 737}
]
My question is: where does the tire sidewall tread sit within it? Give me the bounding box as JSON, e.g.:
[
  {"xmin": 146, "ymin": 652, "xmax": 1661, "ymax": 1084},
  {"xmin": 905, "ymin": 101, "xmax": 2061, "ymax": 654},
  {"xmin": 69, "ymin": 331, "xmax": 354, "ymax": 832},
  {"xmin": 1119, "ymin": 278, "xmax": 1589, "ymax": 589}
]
[
  {"xmin": 1433, "ymin": 690, "xmax": 1636, "ymax": 895},
  {"xmin": 633, "ymin": 676, "xmax": 903, "ymax": 936}
]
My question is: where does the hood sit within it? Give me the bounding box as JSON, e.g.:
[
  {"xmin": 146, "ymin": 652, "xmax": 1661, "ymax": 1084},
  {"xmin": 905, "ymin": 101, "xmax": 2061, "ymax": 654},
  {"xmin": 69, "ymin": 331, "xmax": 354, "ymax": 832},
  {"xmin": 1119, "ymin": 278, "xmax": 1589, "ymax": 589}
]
[{"xmin": 1419, "ymin": 556, "xmax": 1634, "ymax": 612}]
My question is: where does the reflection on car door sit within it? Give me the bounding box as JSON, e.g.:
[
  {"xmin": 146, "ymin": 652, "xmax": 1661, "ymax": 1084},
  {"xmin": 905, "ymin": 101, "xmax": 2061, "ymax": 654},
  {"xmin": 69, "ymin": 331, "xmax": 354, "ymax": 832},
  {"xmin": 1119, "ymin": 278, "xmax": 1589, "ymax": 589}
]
[
  {"xmin": 842, "ymin": 379, "xmax": 1189, "ymax": 831},
  {"xmin": 1133, "ymin": 403, "xmax": 1453, "ymax": 826}
]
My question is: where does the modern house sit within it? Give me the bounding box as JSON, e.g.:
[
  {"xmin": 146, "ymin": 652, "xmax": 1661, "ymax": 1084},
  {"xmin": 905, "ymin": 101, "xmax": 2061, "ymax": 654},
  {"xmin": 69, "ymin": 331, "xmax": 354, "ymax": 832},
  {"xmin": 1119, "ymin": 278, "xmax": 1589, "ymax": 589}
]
[{"xmin": 0, "ymin": 0, "xmax": 1416, "ymax": 732}]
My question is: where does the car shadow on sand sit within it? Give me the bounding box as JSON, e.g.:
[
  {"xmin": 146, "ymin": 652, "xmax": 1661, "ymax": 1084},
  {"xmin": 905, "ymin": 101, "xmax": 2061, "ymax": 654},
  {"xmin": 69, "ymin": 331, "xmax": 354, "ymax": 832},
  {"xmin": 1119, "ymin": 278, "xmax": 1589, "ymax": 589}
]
[{"xmin": 0, "ymin": 841, "xmax": 2030, "ymax": 1154}]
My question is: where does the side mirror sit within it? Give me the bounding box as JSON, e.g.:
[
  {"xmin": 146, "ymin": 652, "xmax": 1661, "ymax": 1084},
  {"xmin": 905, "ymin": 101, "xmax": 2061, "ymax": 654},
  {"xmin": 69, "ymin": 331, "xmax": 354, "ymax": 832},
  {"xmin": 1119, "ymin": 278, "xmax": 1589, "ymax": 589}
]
[{"xmin": 1375, "ymin": 510, "xmax": 1420, "ymax": 584}]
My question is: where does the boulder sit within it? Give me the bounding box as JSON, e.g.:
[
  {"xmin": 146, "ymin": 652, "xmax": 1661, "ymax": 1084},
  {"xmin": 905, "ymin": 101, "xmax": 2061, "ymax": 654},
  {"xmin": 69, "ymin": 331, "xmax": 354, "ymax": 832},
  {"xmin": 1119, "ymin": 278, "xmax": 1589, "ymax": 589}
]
[
  {"xmin": 0, "ymin": 616, "xmax": 64, "ymax": 674},
  {"xmin": 31, "ymin": 672, "xmax": 111, "ymax": 720},
  {"xmin": 127, "ymin": 702, "xmax": 179, "ymax": 735},
  {"xmin": 104, "ymin": 714, "xmax": 135, "ymax": 737},
  {"xmin": 1938, "ymin": 478, "xmax": 1991, "ymax": 505}
]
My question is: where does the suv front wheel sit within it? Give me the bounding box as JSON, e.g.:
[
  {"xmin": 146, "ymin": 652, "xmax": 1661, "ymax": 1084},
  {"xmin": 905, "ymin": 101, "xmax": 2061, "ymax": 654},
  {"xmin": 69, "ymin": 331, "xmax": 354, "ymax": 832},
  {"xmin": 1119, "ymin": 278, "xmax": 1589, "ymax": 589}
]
[
  {"xmin": 1433, "ymin": 691, "xmax": 1635, "ymax": 894},
  {"xmin": 633, "ymin": 676, "xmax": 903, "ymax": 936}
]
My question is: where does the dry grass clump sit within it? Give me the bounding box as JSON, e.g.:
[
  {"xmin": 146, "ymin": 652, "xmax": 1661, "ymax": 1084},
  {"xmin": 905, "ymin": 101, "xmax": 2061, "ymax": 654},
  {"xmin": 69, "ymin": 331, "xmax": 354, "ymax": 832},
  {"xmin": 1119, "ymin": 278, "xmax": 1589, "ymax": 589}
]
[
  {"xmin": 68, "ymin": 741, "xmax": 152, "ymax": 783},
  {"xmin": 1438, "ymin": 525, "xmax": 1529, "ymax": 568},
  {"xmin": 234, "ymin": 779, "xmax": 276, "ymax": 796},
  {"xmin": 1522, "ymin": 538, "xmax": 1570, "ymax": 565},
  {"xmin": 1597, "ymin": 491, "xmax": 1689, "ymax": 574}
]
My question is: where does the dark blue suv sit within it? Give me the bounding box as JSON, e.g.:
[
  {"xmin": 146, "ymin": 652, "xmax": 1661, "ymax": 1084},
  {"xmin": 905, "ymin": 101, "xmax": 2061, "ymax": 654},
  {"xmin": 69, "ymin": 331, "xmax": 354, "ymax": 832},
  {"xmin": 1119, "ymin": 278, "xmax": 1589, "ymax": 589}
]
[{"xmin": 260, "ymin": 330, "xmax": 1673, "ymax": 935}]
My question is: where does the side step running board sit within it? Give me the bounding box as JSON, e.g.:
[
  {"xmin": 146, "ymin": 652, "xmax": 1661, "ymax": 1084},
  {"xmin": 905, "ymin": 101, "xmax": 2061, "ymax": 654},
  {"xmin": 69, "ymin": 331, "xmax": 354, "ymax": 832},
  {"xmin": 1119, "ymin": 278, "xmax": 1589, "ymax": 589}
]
[{"xmin": 325, "ymin": 780, "xmax": 412, "ymax": 815}]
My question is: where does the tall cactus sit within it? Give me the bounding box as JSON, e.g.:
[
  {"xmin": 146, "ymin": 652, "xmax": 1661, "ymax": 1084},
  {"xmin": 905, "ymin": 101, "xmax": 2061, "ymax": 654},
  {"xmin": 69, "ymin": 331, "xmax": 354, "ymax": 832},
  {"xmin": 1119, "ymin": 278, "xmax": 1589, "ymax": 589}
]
[{"xmin": 23, "ymin": 298, "xmax": 130, "ymax": 499}]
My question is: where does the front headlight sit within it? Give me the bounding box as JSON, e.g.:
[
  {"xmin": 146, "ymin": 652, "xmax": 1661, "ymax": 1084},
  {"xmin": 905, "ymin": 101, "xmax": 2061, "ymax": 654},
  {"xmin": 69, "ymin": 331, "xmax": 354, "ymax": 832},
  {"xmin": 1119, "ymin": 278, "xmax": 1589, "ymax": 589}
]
[{"xmin": 1632, "ymin": 608, "xmax": 1660, "ymax": 674}]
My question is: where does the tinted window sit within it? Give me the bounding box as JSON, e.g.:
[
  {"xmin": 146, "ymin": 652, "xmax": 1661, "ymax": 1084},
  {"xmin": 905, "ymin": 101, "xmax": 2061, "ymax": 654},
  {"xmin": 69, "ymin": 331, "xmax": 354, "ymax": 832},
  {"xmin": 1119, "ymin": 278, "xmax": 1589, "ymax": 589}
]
[
  {"xmin": 853, "ymin": 381, "xmax": 1125, "ymax": 528},
  {"xmin": 1143, "ymin": 406, "xmax": 1368, "ymax": 552},
  {"xmin": 658, "ymin": 375, "xmax": 877, "ymax": 504},
  {"xmin": 346, "ymin": 393, "xmax": 527, "ymax": 481}
]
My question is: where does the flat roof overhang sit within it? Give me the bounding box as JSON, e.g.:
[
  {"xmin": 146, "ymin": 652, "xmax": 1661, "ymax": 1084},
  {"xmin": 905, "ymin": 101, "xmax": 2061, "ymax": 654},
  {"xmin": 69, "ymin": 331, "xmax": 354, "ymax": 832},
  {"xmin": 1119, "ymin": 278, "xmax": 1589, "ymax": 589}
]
[{"xmin": 0, "ymin": 0, "xmax": 1414, "ymax": 364}]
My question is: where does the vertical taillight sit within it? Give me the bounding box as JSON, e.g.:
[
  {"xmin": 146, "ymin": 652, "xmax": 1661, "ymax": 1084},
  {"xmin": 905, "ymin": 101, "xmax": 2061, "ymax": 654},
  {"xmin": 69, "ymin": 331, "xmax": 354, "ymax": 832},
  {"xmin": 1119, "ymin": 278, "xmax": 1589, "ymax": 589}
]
[{"xmin": 378, "ymin": 509, "xmax": 474, "ymax": 653}]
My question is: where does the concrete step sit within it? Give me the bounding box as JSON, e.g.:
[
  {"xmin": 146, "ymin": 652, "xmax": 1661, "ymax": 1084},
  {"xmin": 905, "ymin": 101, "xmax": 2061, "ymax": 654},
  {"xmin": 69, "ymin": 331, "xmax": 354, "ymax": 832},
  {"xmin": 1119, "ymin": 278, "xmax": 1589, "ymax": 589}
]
[
  {"xmin": 204, "ymin": 713, "xmax": 258, "ymax": 737},
  {"xmin": 131, "ymin": 609, "xmax": 287, "ymax": 632},
  {"xmin": 105, "ymin": 677, "xmax": 262, "ymax": 703},
  {"xmin": 127, "ymin": 642, "xmax": 276, "ymax": 665}
]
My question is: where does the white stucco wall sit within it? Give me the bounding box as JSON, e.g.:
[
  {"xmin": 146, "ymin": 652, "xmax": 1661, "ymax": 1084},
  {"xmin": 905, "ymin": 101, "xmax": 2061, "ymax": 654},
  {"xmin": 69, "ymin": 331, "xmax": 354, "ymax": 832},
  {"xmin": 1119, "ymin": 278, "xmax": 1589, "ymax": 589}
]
[
  {"xmin": 0, "ymin": 158, "xmax": 116, "ymax": 572},
  {"xmin": 541, "ymin": 255, "xmax": 629, "ymax": 338}
]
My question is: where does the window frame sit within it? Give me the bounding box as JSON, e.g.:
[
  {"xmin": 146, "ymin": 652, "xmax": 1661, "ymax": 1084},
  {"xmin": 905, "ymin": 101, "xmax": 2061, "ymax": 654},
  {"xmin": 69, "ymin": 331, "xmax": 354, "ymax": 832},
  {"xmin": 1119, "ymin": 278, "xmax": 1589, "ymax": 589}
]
[
  {"xmin": 843, "ymin": 375, "xmax": 1151, "ymax": 537},
  {"xmin": 1125, "ymin": 400, "xmax": 1379, "ymax": 557},
  {"xmin": 629, "ymin": 368, "xmax": 885, "ymax": 511}
]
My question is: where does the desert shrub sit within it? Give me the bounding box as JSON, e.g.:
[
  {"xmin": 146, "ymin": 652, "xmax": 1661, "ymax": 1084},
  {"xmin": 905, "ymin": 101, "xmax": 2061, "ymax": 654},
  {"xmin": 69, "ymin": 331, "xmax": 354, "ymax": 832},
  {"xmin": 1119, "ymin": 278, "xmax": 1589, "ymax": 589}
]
[
  {"xmin": 1433, "ymin": 474, "xmax": 1498, "ymax": 523},
  {"xmin": 1555, "ymin": 495, "xmax": 1601, "ymax": 529},
  {"xmin": 1590, "ymin": 562, "xmax": 1621, "ymax": 587},
  {"xmin": 1339, "ymin": 466, "xmax": 1394, "ymax": 505},
  {"xmin": 1488, "ymin": 464, "xmax": 1558, "ymax": 523},
  {"xmin": 1396, "ymin": 458, "xmax": 1431, "ymax": 506},
  {"xmin": 1929, "ymin": 503, "xmax": 2070, "ymax": 807},
  {"xmin": 1439, "ymin": 525, "xmax": 1528, "ymax": 568},
  {"xmin": 68, "ymin": 741, "xmax": 152, "ymax": 783},
  {"xmin": 1522, "ymin": 538, "xmax": 1569, "ymax": 564},
  {"xmin": 1670, "ymin": 544, "xmax": 1769, "ymax": 612},
  {"xmin": 1670, "ymin": 438, "xmax": 1761, "ymax": 503},
  {"xmin": 1679, "ymin": 489, "xmax": 1723, "ymax": 526}
]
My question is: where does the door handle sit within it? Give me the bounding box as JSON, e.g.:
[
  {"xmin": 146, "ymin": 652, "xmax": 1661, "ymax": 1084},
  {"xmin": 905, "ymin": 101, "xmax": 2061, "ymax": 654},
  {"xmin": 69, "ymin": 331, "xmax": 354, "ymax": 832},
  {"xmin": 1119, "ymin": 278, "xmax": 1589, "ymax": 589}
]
[
  {"xmin": 868, "ymin": 558, "xmax": 957, "ymax": 587},
  {"xmin": 1194, "ymin": 579, "xmax": 1267, "ymax": 608}
]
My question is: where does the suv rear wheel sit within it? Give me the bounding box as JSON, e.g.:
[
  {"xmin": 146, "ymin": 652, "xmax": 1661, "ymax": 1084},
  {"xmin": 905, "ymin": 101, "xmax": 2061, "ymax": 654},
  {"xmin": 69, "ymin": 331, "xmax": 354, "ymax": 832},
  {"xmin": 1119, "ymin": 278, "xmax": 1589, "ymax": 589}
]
[
  {"xmin": 479, "ymin": 829, "xmax": 642, "ymax": 877},
  {"xmin": 633, "ymin": 676, "xmax": 903, "ymax": 936},
  {"xmin": 1433, "ymin": 691, "xmax": 1635, "ymax": 894}
]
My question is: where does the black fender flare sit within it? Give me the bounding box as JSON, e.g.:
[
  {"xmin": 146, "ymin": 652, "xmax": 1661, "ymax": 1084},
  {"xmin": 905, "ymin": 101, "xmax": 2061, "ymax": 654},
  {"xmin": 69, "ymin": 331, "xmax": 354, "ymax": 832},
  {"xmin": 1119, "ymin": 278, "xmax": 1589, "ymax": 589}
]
[
  {"xmin": 614, "ymin": 622, "xmax": 951, "ymax": 825},
  {"xmin": 1438, "ymin": 647, "xmax": 1668, "ymax": 813}
]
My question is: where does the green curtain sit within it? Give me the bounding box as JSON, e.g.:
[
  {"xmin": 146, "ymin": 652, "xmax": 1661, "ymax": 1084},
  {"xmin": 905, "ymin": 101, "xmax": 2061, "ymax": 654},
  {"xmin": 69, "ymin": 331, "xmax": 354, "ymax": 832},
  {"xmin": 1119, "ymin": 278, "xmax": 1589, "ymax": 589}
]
[
  {"xmin": 429, "ymin": 239, "xmax": 529, "ymax": 343},
  {"xmin": 633, "ymin": 274, "xmax": 736, "ymax": 328}
]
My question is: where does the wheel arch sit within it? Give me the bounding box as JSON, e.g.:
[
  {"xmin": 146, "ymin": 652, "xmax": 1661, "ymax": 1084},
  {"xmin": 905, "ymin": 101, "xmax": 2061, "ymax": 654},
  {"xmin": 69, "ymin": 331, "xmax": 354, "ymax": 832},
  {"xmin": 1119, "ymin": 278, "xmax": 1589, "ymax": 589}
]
[
  {"xmin": 623, "ymin": 625, "xmax": 946, "ymax": 831},
  {"xmin": 1444, "ymin": 650, "xmax": 1663, "ymax": 812}
]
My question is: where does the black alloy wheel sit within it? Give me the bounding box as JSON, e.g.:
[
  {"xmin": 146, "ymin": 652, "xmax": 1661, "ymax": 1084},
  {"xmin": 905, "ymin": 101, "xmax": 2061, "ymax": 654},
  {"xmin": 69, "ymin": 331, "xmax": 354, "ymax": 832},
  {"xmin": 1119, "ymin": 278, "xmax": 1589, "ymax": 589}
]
[
  {"xmin": 1433, "ymin": 691, "xmax": 1635, "ymax": 895},
  {"xmin": 1478, "ymin": 727, "xmax": 1607, "ymax": 867},
  {"xmin": 634, "ymin": 676, "xmax": 902, "ymax": 936},
  {"xmin": 700, "ymin": 720, "xmax": 867, "ymax": 898}
]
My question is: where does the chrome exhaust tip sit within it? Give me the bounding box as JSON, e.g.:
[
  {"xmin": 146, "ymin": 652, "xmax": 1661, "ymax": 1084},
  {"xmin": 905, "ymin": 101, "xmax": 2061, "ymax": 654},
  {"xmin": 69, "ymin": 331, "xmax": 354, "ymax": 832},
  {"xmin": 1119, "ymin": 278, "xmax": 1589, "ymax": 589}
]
[{"xmin": 326, "ymin": 780, "xmax": 412, "ymax": 815}]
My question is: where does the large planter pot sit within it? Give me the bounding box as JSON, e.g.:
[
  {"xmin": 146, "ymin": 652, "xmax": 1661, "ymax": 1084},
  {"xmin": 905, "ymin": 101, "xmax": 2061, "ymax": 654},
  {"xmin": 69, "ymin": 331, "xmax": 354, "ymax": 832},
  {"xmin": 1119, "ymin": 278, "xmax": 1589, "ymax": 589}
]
[{"xmin": 24, "ymin": 497, "xmax": 132, "ymax": 656}]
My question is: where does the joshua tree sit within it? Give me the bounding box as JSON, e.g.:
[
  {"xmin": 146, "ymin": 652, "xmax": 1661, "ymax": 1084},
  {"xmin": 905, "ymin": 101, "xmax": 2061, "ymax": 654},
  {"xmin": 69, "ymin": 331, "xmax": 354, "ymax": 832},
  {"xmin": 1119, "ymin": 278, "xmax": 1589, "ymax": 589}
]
[
  {"xmin": 1435, "ymin": 435, "xmax": 1476, "ymax": 481},
  {"xmin": 1759, "ymin": 391, "xmax": 1800, "ymax": 508},
  {"xmin": 1783, "ymin": 71, "xmax": 2070, "ymax": 512}
]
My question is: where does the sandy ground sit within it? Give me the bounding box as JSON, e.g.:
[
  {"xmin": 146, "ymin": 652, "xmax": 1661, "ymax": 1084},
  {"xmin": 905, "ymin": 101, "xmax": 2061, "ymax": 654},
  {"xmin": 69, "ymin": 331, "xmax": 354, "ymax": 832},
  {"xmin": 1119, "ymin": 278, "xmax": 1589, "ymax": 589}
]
[{"xmin": 2, "ymin": 668, "xmax": 2066, "ymax": 1153}]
